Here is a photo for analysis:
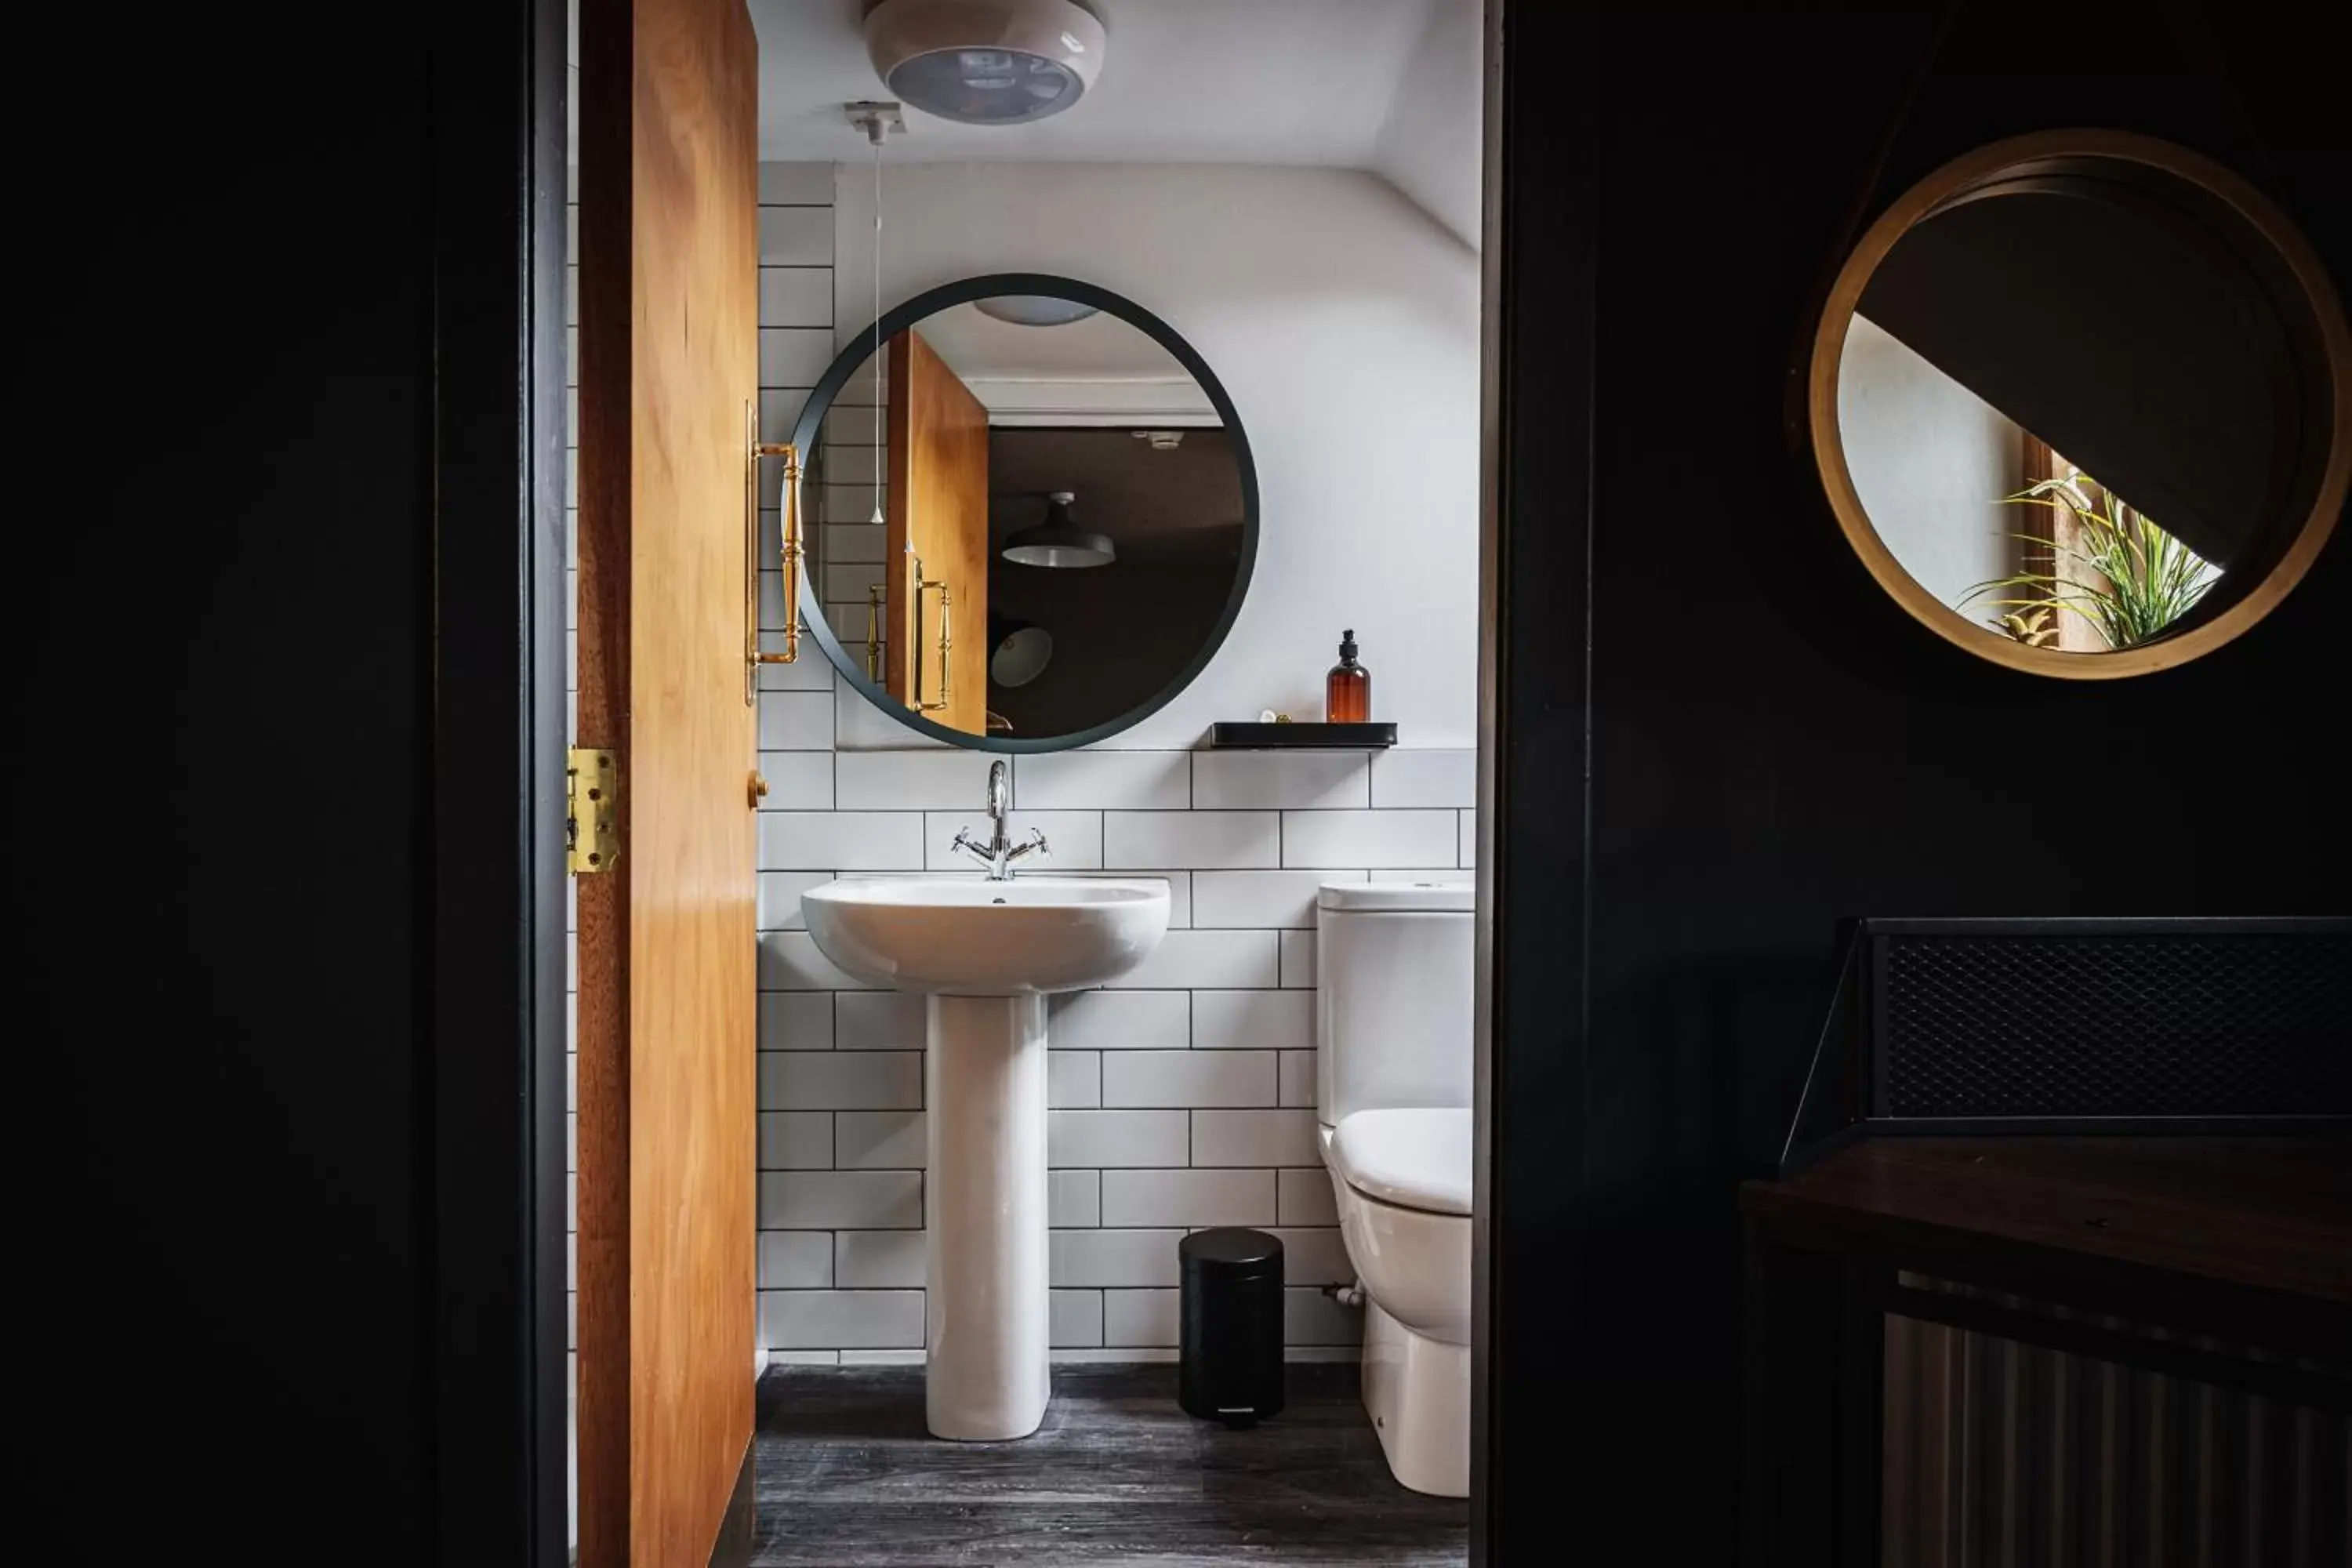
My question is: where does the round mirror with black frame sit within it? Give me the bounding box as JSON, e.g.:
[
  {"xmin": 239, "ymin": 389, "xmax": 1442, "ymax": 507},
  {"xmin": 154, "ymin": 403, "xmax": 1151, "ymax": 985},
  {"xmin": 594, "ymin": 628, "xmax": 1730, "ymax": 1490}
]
[
  {"xmin": 1808, "ymin": 131, "xmax": 2350, "ymax": 678},
  {"xmin": 789, "ymin": 273, "xmax": 1258, "ymax": 750}
]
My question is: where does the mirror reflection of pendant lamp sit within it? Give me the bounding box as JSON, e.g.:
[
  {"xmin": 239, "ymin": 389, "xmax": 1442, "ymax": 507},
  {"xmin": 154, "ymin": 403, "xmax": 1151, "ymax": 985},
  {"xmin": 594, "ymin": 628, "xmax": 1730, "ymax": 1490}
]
[
  {"xmin": 988, "ymin": 615, "xmax": 1054, "ymax": 687},
  {"xmin": 1002, "ymin": 491, "xmax": 1116, "ymax": 568}
]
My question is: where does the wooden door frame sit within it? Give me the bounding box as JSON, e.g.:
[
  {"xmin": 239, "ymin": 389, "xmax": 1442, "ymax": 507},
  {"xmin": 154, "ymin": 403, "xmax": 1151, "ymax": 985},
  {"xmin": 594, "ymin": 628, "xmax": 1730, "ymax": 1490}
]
[
  {"xmin": 472, "ymin": 4, "xmax": 1570, "ymax": 1565},
  {"xmin": 429, "ymin": 0, "xmax": 572, "ymax": 1560}
]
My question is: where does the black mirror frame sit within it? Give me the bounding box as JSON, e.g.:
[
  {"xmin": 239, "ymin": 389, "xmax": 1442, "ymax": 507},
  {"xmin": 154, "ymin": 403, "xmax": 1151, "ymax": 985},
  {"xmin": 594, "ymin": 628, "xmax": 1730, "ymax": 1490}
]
[{"xmin": 788, "ymin": 272, "xmax": 1261, "ymax": 751}]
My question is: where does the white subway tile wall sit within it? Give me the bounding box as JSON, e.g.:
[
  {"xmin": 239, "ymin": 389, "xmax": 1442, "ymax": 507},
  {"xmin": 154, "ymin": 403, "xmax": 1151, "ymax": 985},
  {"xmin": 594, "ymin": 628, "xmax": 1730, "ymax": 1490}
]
[
  {"xmin": 1193, "ymin": 869, "xmax": 1366, "ymax": 929},
  {"xmin": 1049, "ymin": 1170, "xmax": 1102, "ymax": 1228},
  {"xmin": 1192, "ymin": 750, "xmax": 1370, "ymax": 810},
  {"xmin": 711, "ymin": 165, "xmax": 1481, "ymax": 1363},
  {"xmin": 1280, "ymin": 808, "xmax": 1460, "ymax": 869},
  {"xmin": 1014, "ymin": 750, "xmax": 1192, "ymax": 810},
  {"xmin": 1101, "ymin": 1050, "xmax": 1279, "ymax": 1109},
  {"xmin": 1102, "ymin": 810, "xmax": 1277, "ymax": 869},
  {"xmin": 1367, "ymin": 748, "xmax": 1476, "ymax": 808}
]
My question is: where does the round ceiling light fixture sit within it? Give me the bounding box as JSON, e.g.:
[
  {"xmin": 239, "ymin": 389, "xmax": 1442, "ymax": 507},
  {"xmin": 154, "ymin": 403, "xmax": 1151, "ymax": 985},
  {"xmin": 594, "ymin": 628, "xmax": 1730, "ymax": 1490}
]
[
  {"xmin": 975, "ymin": 295, "xmax": 1101, "ymax": 326},
  {"xmin": 864, "ymin": 0, "xmax": 1108, "ymax": 127}
]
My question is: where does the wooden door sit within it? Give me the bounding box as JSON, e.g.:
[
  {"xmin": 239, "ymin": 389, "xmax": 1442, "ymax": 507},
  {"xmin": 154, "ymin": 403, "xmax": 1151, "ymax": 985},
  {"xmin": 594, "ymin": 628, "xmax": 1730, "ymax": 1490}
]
[
  {"xmin": 575, "ymin": 0, "xmax": 760, "ymax": 1565},
  {"xmin": 885, "ymin": 328, "xmax": 990, "ymax": 734}
]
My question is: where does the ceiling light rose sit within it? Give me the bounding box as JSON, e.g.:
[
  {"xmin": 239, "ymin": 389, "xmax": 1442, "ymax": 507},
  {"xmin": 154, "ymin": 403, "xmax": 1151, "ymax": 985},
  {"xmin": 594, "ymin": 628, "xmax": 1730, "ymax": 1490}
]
[{"xmin": 863, "ymin": 0, "xmax": 1108, "ymax": 127}]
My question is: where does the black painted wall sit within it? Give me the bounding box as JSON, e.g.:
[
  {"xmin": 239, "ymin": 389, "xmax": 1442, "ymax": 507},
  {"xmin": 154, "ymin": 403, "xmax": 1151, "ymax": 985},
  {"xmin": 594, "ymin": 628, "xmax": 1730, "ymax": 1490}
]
[
  {"xmin": 1486, "ymin": 3, "xmax": 2349, "ymax": 1559},
  {"xmin": 28, "ymin": 3, "xmax": 565, "ymax": 1560}
]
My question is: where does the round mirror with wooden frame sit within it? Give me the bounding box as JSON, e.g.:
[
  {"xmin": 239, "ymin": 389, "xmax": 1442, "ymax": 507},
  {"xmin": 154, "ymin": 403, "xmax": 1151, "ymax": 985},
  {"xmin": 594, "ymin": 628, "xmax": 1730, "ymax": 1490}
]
[{"xmin": 1808, "ymin": 130, "xmax": 2350, "ymax": 678}]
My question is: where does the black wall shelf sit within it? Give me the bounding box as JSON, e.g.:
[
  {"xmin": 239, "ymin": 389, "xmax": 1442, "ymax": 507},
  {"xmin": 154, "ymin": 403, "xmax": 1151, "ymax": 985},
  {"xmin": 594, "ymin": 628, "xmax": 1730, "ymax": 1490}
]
[{"xmin": 1209, "ymin": 721, "xmax": 1397, "ymax": 750}]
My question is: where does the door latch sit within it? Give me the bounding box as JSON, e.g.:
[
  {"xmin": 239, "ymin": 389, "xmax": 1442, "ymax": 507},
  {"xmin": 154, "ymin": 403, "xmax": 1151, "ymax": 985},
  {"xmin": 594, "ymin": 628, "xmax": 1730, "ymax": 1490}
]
[{"xmin": 567, "ymin": 748, "xmax": 618, "ymax": 875}]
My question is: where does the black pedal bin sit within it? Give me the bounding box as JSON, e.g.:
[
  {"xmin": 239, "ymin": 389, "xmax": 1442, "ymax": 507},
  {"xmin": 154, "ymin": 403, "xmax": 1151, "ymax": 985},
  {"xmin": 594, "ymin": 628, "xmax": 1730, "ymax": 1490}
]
[{"xmin": 1178, "ymin": 1228, "xmax": 1285, "ymax": 1426}]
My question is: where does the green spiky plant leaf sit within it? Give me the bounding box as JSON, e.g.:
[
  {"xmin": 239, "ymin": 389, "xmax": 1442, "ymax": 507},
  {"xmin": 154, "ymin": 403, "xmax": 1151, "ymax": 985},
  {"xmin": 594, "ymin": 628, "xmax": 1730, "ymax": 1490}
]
[
  {"xmin": 1962, "ymin": 470, "xmax": 2219, "ymax": 648},
  {"xmin": 1992, "ymin": 604, "xmax": 2060, "ymax": 647}
]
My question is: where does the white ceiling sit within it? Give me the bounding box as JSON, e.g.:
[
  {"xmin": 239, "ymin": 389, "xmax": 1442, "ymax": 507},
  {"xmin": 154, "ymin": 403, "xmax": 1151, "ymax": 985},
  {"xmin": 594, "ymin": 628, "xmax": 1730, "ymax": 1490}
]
[
  {"xmin": 877, "ymin": 302, "xmax": 1217, "ymax": 422},
  {"xmin": 751, "ymin": 0, "xmax": 1463, "ymax": 169}
]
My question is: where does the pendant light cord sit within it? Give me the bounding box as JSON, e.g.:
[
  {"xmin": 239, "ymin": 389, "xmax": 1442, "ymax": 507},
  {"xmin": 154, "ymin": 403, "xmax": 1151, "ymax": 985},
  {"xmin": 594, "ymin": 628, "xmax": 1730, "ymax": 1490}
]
[{"xmin": 872, "ymin": 135, "xmax": 886, "ymax": 528}]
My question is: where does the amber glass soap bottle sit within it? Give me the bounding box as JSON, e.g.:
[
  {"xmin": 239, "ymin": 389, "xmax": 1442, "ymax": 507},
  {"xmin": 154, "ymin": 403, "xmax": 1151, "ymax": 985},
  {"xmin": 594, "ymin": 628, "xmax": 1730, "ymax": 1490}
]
[{"xmin": 1326, "ymin": 629, "xmax": 1370, "ymax": 722}]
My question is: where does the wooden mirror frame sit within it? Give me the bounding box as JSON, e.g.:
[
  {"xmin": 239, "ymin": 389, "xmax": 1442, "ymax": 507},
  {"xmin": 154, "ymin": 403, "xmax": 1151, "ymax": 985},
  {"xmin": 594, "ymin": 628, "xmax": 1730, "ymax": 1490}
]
[{"xmin": 1806, "ymin": 129, "xmax": 2351, "ymax": 679}]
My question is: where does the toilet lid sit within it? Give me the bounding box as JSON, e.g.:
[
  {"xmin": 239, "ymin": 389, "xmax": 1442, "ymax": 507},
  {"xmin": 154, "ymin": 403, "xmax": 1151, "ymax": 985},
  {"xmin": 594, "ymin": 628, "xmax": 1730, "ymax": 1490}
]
[{"xmin": 1330, "ymin": 1109, "xmax": 1472, "ymax": 1216}]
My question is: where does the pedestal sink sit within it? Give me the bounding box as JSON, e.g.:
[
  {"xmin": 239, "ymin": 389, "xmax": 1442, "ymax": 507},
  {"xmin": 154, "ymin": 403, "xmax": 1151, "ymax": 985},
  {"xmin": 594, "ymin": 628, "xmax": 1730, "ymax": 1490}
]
[{"xmin": 800, "ymin": 876, "xmax": 1171, "ymax": 1439}]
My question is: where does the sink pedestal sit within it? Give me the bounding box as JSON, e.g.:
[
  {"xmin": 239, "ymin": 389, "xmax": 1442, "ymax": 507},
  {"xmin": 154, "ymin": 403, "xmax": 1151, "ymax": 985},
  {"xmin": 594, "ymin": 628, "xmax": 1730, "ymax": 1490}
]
[
  {"xmin": 924, "ymin": 993, "xmax": 1051, "ymax": 1440},
  {"xmin": 798, "ymin": 876, "xmax": 1172, "ymax": 1442}
]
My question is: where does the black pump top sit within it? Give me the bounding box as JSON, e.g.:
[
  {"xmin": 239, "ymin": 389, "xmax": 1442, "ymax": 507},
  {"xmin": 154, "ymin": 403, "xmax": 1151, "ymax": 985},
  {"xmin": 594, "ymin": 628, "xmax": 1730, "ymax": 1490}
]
[{"xmin": 1338, "ymin": 630, "xmax": 1359, "ymax": 662}]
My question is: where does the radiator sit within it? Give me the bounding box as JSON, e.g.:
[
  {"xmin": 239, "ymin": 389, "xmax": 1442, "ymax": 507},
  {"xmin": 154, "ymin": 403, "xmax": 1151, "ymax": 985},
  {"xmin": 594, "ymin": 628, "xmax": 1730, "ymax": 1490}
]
[{"xmin": 1883, "ymin": 1288, "xmax": 2350, "ymax": 1567}]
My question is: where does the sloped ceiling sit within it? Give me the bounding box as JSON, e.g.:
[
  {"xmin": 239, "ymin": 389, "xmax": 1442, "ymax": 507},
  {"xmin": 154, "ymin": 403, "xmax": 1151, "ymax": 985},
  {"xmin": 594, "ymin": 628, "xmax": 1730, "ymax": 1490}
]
[{"xmin": 751, "ymin": 0, "xmax": 1480, "ymax": 248}]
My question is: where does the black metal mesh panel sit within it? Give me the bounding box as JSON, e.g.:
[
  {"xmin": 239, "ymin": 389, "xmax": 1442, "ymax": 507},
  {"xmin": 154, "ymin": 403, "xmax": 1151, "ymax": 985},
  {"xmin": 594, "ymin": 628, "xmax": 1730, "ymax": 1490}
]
[{"xmin": 1878, "ymin": 931, "xmax": 2352, "ymax": 1117}]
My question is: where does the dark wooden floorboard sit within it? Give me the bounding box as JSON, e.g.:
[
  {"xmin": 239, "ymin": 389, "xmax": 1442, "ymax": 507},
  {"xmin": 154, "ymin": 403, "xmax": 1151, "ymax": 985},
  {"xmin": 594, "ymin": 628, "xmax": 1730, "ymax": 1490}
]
[{"xmin": 750, "ymin": 1363, "xmax": 1469, "ymax": 1566}]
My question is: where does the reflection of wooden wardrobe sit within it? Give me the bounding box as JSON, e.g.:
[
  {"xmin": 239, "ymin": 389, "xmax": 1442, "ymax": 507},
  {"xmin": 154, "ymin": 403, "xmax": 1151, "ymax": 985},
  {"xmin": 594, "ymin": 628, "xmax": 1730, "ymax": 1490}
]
[
  {"xmin": 885, "ymin": 328, "xmax": 989, "ymax": 734},
  {"xmin": 2020, "ymin": 433, "xmax": 2110, "ymax": 653}
]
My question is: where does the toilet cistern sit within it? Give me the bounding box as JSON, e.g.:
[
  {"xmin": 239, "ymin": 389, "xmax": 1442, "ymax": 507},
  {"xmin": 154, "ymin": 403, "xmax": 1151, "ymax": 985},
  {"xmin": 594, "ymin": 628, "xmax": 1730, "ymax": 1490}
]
[{"xmin": 950, "ymin": 760, "xmax": 1049, "ymax": 880}]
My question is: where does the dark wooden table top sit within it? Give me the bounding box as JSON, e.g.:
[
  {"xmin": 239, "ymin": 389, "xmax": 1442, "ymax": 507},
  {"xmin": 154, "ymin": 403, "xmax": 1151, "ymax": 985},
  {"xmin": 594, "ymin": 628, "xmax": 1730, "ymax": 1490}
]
[{"xmin": 1742, "ymin": 1137, "xmax": 2352, "ymax": 1343}]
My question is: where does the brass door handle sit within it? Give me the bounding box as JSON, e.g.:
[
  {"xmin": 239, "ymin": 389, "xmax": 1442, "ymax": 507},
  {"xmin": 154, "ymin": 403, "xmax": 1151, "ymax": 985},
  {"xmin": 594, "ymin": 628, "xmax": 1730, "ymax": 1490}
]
[
  {"xmin": 744, "ymin": 400, "xmax": 804, "ymax": 705},
  {"xmin": 911, "ymin": 559, "xmax": 952, "ymax": 713},
  {"xmin": 749, "ymin": 770, "xmax": 769, "ymax": 810}
]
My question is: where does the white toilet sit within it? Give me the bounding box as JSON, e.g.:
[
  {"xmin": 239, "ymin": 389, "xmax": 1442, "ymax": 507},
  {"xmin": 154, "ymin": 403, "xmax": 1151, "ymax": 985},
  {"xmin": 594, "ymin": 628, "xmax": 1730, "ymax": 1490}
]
[{"xmin": 1316, "ymin": 880, "xmax": 1474, "ymax": 1498}]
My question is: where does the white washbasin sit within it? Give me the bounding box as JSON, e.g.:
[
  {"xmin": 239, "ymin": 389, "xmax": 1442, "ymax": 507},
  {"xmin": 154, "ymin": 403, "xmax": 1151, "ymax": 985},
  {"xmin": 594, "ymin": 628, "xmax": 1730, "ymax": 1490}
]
[
  {"xmin": 800, "ymin": 877, "xmax": 1171, "ymax": 996},
  {"xmin": 797, "ymin": 873, "xmax": 1171, "ymax": 1441}
]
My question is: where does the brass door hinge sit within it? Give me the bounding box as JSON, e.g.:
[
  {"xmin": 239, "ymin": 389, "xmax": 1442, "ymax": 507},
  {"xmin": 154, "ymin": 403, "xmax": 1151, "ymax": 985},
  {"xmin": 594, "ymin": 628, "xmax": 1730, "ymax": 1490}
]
[{"xmin": 567, "ymin": 748, "xmax": 618, "ymax": 876}]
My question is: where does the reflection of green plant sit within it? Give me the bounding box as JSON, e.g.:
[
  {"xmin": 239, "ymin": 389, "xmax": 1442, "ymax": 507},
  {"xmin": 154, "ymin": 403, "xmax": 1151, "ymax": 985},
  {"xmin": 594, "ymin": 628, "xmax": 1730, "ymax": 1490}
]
[
  {"xmin": 1992, "ymin": 604, "xmax": 2059, "ymax": 647},
  {"xmin": 1964, "ymin": 471, "xmax": 2220, "ymax": 648}
]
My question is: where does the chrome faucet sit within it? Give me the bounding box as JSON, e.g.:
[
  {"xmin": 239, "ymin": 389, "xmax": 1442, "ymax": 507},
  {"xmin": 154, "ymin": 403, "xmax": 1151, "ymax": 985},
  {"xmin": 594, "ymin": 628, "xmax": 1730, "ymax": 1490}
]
[{"xmin": 951, "ymin": 760, "xmax": 1048, "ymax": 880}]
